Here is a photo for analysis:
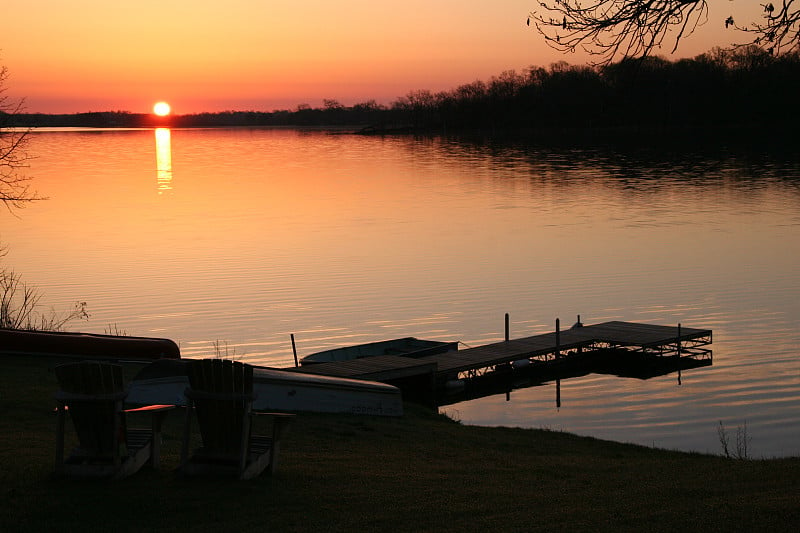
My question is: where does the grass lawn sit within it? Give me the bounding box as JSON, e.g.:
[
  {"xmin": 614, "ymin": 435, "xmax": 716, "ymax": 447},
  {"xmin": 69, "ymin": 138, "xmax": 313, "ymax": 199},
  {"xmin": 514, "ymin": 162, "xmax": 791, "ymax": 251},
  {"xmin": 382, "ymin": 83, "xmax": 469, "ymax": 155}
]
[{"xmin": 1, "ymin": 354, "xmax": 798, "ymax": 532}]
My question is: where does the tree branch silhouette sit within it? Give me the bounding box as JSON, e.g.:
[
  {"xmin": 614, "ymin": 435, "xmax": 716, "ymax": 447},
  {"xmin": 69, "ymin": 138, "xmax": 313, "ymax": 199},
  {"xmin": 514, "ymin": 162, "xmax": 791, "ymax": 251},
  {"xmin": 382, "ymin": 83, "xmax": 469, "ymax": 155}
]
[
  {"xmin": 1, "ymin": 64, "xmax": 42, "ymax": 210},
  {"xmin": 728, "ymin": 1, "xmax": 800, "ymax": 56},
  {"xmin": 529, "ymin": 1, "xmax": 800, "ymax": 64}
]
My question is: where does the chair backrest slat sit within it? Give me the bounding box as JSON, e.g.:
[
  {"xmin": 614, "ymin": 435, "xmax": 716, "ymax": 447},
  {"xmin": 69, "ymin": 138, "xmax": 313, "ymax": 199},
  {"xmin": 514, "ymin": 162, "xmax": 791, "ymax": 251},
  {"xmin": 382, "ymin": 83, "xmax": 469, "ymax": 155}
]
[
  {"xmin": 187, "ymin": 359, "xmax": 254, "ymax": 455},
  {"xmin": 55, "ymin": 361, "xmax": 125, "ymax": 455}
]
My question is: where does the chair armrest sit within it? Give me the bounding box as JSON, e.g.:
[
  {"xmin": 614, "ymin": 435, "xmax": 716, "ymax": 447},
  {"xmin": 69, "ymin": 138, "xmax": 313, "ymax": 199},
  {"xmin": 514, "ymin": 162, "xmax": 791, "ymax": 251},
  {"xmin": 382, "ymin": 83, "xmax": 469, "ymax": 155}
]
[
  {"xmin": 251, "ymin": 411, "xmax": 295, "ymax": 418},
  {"xmin": 55, "ymin": 390, "xmax": 128, "ymax": 402},
  {"xmin": 124, "ymin": 404, "xmax": 175, "ymax": 414},
  {"xmin": 184, "ymin": 389, "xmax": 255, "ymax": 402},
  {"xmin": 252, "ymin": 412, "xmax": 294, "ymax": 441},
  {"xmin": 252, "ymin": 412, "xmax": 295, "ymax": 430}
]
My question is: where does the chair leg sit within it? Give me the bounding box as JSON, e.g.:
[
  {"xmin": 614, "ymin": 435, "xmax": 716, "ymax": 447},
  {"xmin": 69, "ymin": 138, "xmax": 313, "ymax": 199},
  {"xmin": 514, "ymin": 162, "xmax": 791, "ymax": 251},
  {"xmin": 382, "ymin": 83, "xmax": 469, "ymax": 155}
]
[
  {"xmin": 55, "ymin": 403, "xmax": 66, "ymax": 475},
  {"xmin": 180, "ymin": 404, "xmax": 192, "ymax": 470},
  {"xmin": 268, "ymin": 417, "xmax": 292, "ymax": 475},
  {"xmin": 150, "ymin": 409, "xmax": 169, "ymax": 469},
  {"xmin": 240, "ymin": 410, "xmax": 252, "ymax": 476}
]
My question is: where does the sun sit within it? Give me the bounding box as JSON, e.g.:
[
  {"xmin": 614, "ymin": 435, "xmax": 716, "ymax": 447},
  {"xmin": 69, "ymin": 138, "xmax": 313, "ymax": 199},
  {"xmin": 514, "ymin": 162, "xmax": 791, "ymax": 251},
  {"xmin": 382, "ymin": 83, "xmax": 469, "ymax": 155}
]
[{"xmin": 153, "ymin": 101, "xmax": 171, "ymax": 117}]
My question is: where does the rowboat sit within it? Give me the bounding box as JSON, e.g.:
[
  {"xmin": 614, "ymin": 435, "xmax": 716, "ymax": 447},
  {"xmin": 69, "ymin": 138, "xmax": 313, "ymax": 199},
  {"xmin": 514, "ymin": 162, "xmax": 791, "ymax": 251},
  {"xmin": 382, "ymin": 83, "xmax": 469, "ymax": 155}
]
[
  {"xmin": 0, "ymin": 328, "xmax": 180, "ymax": 360},
  {"xmin": 126, "ymin": 359, "xmax": 403, "ymax": 416},
  {"xmin": 300, "ymin": 337, "xmax": 457, "ymax": 365}
]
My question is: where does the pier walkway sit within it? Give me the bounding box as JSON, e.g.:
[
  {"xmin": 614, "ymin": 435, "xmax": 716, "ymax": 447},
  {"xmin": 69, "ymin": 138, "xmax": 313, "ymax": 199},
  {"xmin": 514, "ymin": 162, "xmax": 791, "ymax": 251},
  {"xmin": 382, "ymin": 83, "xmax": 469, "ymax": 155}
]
[{"xmin": 289, "ymin": 321, "xmax": 713, "ymax": 386}]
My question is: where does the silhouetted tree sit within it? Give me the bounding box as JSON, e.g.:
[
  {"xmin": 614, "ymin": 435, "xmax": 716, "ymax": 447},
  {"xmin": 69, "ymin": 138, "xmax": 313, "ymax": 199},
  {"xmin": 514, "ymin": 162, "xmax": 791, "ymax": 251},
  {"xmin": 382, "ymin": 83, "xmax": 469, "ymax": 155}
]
[
  {"xmin": 1, "ymin": 65, "xmax": 40, "ymax": 209},
  {"xmin": 392, "ymin": 90, "xmax": 443, "ymax": 129},
  {"xmin": 529, "ymin": 1, "xmax": 800, "ymax": 64},
  {"xmin": 323, "ymin": 99, "xmax": 344, "ymax": 111}
]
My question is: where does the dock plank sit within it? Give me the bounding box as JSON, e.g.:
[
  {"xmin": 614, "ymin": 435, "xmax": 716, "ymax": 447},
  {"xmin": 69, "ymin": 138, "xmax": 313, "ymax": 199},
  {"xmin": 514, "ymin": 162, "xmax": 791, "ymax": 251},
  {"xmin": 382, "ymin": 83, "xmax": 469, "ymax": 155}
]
[{"xmin": 288, "ymin": 321, "xmax": 712, "ymax": 384}]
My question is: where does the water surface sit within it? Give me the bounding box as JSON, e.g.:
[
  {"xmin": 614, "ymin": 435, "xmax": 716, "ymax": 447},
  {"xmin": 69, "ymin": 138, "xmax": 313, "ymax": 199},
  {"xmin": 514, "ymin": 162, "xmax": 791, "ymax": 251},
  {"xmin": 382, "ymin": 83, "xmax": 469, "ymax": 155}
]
[{"xmin": 4, "ymin": 128, "xmax": 799, "ymax": 457}]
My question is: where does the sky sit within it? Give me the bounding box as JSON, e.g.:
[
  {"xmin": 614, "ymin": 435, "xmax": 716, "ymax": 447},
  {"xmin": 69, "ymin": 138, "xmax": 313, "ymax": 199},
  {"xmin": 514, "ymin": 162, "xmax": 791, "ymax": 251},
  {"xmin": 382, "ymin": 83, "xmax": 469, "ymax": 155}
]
[{"xmin": 2, "ymin": 1, "xmax": 763, "ymax": 114}]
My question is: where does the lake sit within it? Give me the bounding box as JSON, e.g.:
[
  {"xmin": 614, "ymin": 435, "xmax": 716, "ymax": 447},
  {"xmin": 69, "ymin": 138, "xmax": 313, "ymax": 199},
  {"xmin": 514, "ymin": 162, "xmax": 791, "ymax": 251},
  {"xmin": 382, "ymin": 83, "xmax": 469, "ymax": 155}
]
[{"xmin": 4, "ymin": 127, "xmax": 799, "ymax": 458}]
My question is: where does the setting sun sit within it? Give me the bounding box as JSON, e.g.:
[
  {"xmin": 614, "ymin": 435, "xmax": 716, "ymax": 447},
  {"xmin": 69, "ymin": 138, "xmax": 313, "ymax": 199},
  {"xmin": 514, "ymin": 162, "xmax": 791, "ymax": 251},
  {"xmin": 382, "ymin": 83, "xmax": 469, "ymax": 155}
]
[{"xmin": 153, "ymin": 101, "xmax": 171, "ymax": 116}]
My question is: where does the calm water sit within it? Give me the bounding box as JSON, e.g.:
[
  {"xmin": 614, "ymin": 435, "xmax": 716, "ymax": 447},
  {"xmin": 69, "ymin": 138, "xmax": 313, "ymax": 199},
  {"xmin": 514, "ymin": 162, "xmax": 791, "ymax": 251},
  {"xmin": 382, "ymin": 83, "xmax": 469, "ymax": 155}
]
[{"xmin": 4, "ymin": 128, "xmax": 799, "ymax": 457}]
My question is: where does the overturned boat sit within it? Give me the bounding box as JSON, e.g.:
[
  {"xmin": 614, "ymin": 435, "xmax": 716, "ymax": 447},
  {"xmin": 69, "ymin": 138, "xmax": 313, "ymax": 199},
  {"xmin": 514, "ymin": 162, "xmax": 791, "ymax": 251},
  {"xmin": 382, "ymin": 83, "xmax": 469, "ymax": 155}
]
[
  {"xmin": 0, "ymin": 328, "xmax": 180, "ymax": 360},
  {"xmin": 300, "ymin": 337, "xmax": 457, "ymax": 365},
  {"xmin": 127, "ymin": 359, "xmax": 403, "ymax": 417}
]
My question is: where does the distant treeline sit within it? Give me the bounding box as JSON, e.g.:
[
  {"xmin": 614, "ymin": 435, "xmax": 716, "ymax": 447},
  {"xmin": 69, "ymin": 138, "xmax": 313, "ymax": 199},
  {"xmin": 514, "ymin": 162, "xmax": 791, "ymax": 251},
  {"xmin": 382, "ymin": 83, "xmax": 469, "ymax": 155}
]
[
  {"xmin": 3, "ymin": 46, "xmax": 798, "ymax": 136},
  {"xmin": 389, "ymin": 46, "xmax": 800, "ymax": 137}
]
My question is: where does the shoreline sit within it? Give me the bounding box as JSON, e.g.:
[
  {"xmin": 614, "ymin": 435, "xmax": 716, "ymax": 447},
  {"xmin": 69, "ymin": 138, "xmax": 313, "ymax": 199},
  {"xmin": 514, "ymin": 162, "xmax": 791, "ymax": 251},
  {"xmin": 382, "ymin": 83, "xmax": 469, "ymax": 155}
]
[{"xmin": 2, "ymin": 353, "xmax": 798, "ymax": 531}]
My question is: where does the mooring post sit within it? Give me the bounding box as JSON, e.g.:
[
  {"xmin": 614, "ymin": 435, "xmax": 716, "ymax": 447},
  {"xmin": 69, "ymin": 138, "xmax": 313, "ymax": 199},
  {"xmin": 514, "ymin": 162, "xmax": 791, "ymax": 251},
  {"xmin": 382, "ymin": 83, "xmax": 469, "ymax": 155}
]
[
  {"xmin": 677, "ymin": 323, "xmax": 683, "ymax": 385},
  {"xmin": 291, "ymin": 333, "xmax": 299, "ymax": 367},
  {"xmin": 505, "ymin": 313, "xmax": 510, "ymax": 342},
  {"xmin": 555, "ymin": 318, "xmax": 561, "ymax": 360},
  {"xmin": 556, "ymin": 378, "xmax": 561, "ymax": 408}
]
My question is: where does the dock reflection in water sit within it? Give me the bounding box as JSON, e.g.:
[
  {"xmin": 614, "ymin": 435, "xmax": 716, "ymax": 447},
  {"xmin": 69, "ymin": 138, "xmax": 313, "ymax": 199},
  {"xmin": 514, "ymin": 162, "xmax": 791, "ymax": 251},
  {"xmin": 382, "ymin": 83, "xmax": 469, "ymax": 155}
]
[{"xmin": 439, "ymin": 348, "xmax": 713, "ymax": 408}]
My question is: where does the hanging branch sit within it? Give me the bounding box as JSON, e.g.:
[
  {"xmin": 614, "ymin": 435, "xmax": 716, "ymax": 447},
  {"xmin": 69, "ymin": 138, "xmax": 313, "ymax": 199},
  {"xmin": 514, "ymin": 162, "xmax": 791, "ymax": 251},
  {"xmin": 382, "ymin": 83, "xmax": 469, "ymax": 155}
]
[
  {"xmin": 728, "ymin": 1, "xmax": 800, "ymax": 55},
  {"xmin": 1, "ymin": 65, "xmax": 42, "ymax": 210},
  {"xmin": 529, "ymin": 1, "xmax": 800, "ymax": 64},
  {"xmin": 528, "ymin": 1, "xmax": 710, "ymax": 64}
]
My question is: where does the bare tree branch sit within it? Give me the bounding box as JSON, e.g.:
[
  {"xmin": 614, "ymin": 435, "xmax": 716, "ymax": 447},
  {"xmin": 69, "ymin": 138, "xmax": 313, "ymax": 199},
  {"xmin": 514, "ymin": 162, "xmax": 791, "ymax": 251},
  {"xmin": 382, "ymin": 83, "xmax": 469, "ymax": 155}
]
[
  {"xmin": 1, "ymin": 64, "xmax": 43, "ymax": 209},
  {"xmin": 529, "ymin": 1, "xmax": 800, "ymax": 64},
  {"xmin": 729, "ymin": 1, "xmax": 800, "ymax": 55},
  {"xmin": 529, "ymin": 1, "xmax": 709, "ymax": 64}
]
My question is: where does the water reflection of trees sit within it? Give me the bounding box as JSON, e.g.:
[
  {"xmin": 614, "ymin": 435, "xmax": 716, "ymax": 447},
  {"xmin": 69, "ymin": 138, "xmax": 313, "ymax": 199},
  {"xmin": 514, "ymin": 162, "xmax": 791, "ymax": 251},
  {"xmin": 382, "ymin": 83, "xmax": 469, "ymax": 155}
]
[{"xmin": 391, "ymin": 133, "xmax": 800, "ymax": 198}]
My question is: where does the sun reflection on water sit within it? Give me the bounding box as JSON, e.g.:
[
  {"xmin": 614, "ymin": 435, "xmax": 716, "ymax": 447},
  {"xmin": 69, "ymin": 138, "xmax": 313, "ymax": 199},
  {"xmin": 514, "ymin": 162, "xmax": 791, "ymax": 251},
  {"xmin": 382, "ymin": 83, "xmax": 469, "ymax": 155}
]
[{"xmin": 155, "ymin": 128, "xmax": 172, "ymax": 194}]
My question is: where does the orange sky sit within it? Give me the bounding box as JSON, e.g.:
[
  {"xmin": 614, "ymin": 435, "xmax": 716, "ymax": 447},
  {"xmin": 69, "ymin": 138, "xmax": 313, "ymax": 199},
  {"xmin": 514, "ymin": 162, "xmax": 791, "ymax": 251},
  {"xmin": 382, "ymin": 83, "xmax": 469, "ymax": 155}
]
[{"xmin": 2, "ymin": 1, "xmax": 763, "ymax": 114}]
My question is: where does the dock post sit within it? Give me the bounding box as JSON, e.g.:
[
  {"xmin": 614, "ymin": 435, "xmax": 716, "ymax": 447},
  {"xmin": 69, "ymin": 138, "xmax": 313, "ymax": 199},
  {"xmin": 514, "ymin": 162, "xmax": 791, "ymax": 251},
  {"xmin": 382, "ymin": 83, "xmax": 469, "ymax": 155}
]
[
  {"xmin": 505, "ymin": 313, "xmax": 510, "ymax": 342},
  {"xmin": 555, "ymin": 318, "xmax": 560, "ymax": 360},
  {"xmin": 676, "ymin": 323, "xmax": 682, "ymax": 385},
  {"xmin": 291, "ymin": 333, "xmax": 299, "ymax": 367},
  {"xmin": 556, "ymin": 378, "xmax": 561, "ymax": 408}
]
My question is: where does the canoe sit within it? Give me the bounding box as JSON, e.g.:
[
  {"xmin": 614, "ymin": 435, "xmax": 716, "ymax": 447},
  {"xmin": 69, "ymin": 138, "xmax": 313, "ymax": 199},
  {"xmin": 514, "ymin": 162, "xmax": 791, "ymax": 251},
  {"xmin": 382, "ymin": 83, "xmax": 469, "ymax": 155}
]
[
  {"xmin": 126, "ymin": 359, "xmax": 403, "ymax": 417},
  {"xmin": 300, "ymin": 337, "xmax": 457, "ymax": 365},
  {"xmin": 0, "ymin": 328, "xmax": 180, "ymax": 360}
]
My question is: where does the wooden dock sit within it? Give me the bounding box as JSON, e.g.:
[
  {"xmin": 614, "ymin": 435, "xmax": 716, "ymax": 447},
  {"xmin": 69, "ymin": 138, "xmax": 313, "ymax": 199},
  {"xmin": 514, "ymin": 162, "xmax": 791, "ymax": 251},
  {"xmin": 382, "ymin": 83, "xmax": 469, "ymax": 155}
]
[{"xmin": 288, "ymin": 321, "xmax": 712, "ymax": 392}]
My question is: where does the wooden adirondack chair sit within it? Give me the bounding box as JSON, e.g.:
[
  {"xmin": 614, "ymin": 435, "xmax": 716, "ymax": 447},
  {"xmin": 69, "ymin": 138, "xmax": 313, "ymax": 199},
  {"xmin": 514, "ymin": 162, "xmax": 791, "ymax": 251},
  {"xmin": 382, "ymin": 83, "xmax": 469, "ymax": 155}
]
[
  {"xmin": 180, "ymin": 359, "xmax": 293, "ymax": 480},
  {"xmin": 54, "ymin": 361, "xmax": 172, "ymax": 479}
]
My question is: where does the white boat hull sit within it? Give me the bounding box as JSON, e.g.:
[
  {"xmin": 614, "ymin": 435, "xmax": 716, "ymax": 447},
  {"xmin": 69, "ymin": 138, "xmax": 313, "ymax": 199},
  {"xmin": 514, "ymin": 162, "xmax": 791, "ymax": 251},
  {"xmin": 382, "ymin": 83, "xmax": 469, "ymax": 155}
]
[{"xmin": 127, "ymin": 360, "xmax": 403, "ymax": 417}]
